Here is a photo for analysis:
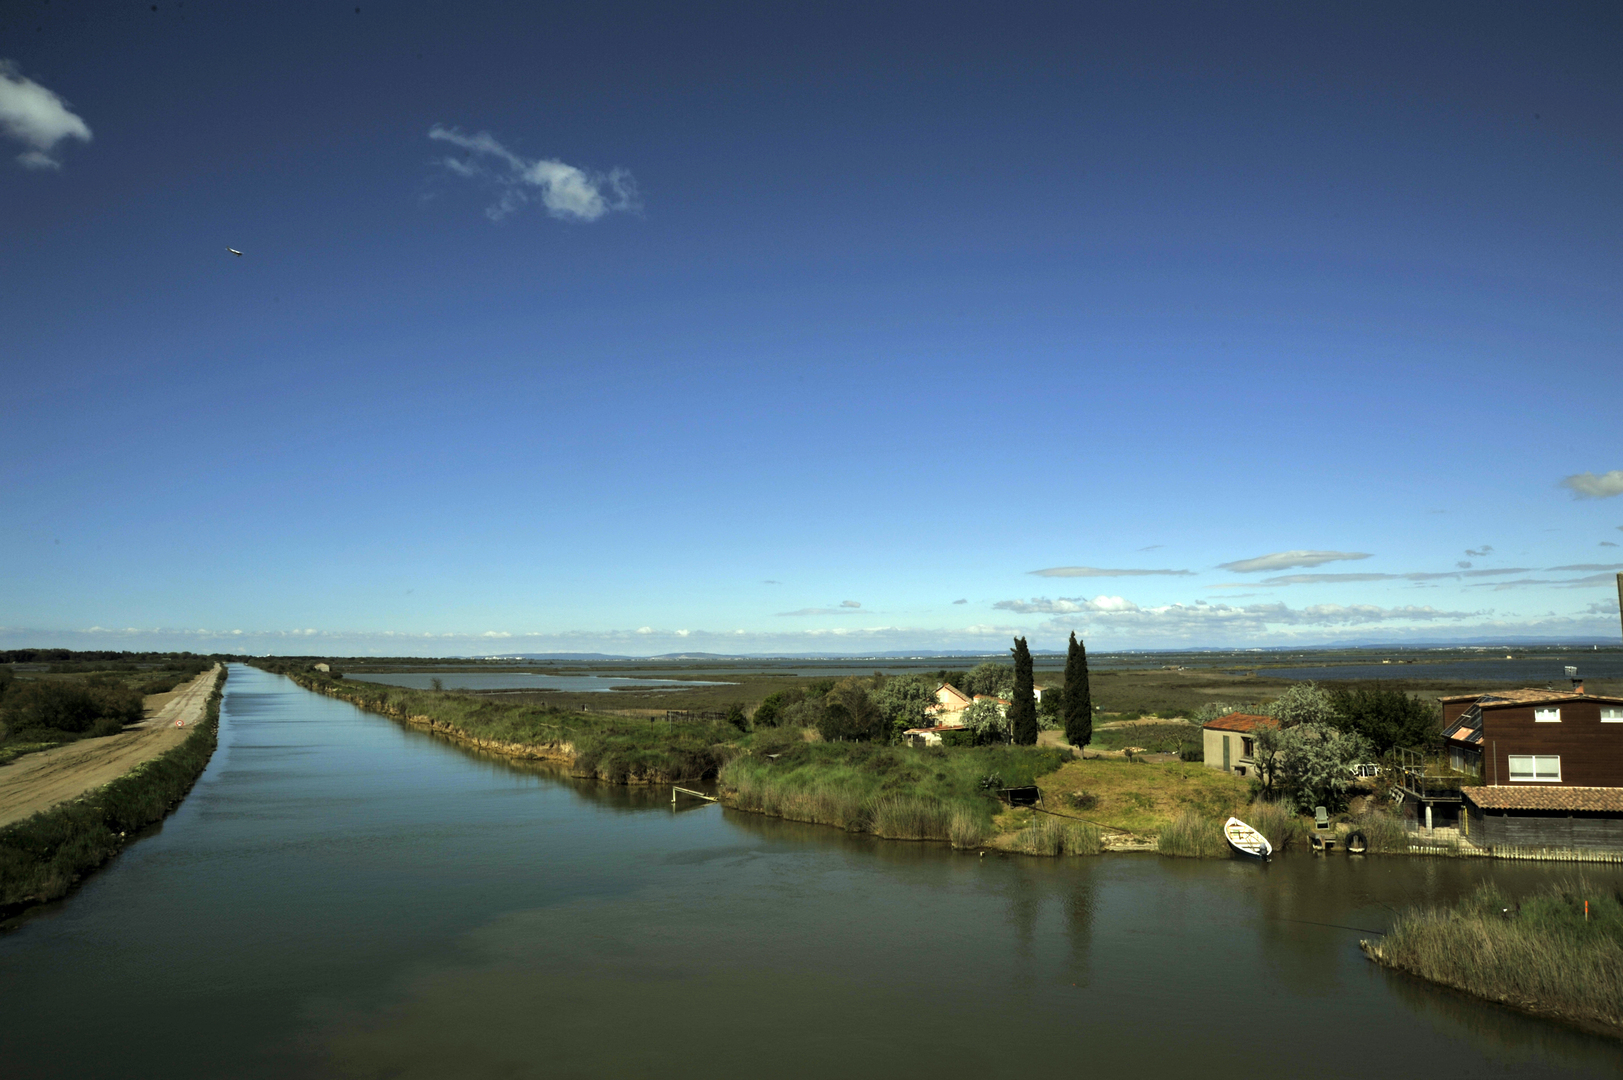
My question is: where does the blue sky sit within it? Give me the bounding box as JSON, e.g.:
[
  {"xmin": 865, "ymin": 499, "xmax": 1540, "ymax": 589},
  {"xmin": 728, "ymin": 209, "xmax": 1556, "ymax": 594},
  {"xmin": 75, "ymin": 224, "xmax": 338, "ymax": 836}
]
[{"xmin": 3, "ymin": 2, "xmax": 1621, "ymax": 656}]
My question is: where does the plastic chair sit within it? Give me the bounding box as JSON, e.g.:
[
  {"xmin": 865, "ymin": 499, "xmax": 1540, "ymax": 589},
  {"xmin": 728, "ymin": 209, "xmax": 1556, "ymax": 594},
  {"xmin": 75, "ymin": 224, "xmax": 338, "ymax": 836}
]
[{"xmin": 1314, "ymin": 806, "xmax": 1330, "ymax": 832}]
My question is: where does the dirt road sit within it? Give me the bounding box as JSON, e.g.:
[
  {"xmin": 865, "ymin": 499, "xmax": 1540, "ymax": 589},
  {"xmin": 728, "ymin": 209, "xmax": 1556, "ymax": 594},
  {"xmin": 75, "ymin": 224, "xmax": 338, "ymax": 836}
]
[{"xmin": 0, "ymin": 665, "xmax": 222, "ymax": 828}]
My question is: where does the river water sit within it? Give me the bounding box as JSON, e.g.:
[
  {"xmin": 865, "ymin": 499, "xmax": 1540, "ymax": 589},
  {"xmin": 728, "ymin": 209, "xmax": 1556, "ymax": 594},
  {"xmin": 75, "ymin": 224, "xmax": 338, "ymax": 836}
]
[
  {"xmin": 2, "ymin": 664, "xmax": 1621, "ymax": 1078},
  {"xmin": 344, "ymin": 671, "xmax": 733, "ymax": 692}
]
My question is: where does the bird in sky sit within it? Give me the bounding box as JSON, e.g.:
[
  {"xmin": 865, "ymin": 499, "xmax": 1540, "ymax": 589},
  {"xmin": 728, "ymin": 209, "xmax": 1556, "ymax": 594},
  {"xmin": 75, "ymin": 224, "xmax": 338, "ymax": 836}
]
[{"xmin": 227, "ymin": 248, "xmax": 243, "ymax": 256}]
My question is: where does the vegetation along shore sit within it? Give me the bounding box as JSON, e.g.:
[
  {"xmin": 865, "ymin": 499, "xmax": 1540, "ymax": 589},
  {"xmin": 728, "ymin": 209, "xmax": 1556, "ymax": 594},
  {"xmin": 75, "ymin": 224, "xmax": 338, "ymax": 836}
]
[
  {"xmin": 0, "ymin": 666, "xmax": 225, "ymax": 923},
  {"xmin": 262, "ymin": 648, "xmax": 1455, "ymax": 858},
  {"xmin": 1365, "ymin": 877, "xmax": 1623, "ymax": 1038}
]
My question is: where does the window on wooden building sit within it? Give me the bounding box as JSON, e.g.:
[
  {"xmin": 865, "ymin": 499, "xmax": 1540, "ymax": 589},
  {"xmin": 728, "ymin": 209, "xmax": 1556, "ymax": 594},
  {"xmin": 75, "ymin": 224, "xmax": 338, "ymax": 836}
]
[
  {"xmin": 1534, "ymin": 707, "xmax": 1561, "ymax": 723},
  {"xmin": 1602, "ymin": 706, "xmax": 1623, "ymax": 722},
  {"xmin": 1507, "ymin": 755, "xmax": 1561, "ymax": 782}
]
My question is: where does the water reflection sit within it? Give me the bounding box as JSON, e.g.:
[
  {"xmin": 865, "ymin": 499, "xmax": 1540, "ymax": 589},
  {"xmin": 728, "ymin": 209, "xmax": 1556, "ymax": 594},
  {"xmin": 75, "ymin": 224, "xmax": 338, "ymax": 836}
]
[{"xmin": 0, "ymin": 665, "xmax": 1620, "ymax": 1080}]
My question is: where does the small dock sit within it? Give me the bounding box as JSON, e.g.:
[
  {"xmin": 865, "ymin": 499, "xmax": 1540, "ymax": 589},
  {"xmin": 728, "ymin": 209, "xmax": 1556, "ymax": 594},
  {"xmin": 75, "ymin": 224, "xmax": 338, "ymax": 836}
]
[{"xmin": 672, "ymin": 786, "xmax": 719, "ymax": 805}]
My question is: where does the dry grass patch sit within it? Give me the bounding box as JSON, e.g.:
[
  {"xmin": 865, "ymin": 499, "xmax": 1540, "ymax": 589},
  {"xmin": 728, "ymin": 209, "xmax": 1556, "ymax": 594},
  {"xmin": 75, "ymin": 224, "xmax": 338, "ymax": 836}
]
[{"xmin": 1030, "ymin": 757, "xmax": 1252, "ymax": 836}]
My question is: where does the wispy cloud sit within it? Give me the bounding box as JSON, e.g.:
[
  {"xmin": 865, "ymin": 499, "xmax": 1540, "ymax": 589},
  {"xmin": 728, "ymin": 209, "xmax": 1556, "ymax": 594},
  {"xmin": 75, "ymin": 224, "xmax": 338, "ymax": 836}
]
[
  {"xmin": 1602, "ymin": 542, "xmax": 1619, "ymax": 548},
  {"xmin": 1560, "ymin": 471, "xmax": 1623, "ymax": 500},
  {"xmin": 998, "ymin": 594, "xmax": 1483, "ymax": 627},
  {"xmin": 428, "ymin": 125, "xmax": 639, "ymax": 222},
  {"xmin": 952, "ymin": 598, "xmax": 968, "ymax": 605},
  {"xmin": 1466, "ymin": 546, "xmax": 1493, "ymax": 557},
  {"xmin": 1219, "ymin": 550, "xmax": 1371, "ymax": 573},
  {"xmin": 1469, "ymin": 572, "xmax": 1620, "ymax": 590},
  {"xmin": 1257, "ymin": 573, "xmax": 1397, "ymax": 586},
  {"xmin": 1255, "ymin": 568, "xmax": 1533, "ymax": 586},
  {"xmin": 775, "ymin": 607, "xmax": 869, "ymax": 617},
  {"xmin": 1547, "ymin": 563, "xmax": 1623, "ymax": 573},
  {"xmin": 1028, "ymin": 566, "xmax": 1194, "ymax": 578},
  {"xmin": 0, "ymin": 61, "xmax": 91, "ymax": 170},
  {"xmin": 840, "ymin": 600, "xmax": 862, "ymax": 608},
  {"xmin": 1137, "ymin": 545, "xmax": 1164, "ymax": 551}
]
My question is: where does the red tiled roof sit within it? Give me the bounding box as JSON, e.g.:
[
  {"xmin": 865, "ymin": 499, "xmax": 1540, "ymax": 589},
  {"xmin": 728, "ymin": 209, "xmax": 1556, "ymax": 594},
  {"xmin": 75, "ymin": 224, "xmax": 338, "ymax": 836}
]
[
  {"xmin": 1202, "ymin": 713, "xmax": 1277, "ymax": 734},
  {"xmin": 1465, "ymin": 786, "xmax": 1623, "ymax": 812}
]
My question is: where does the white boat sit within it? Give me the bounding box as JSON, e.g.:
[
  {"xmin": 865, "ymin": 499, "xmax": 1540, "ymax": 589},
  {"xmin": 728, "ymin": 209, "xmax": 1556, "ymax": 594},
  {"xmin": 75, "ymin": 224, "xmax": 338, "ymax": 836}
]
[{"xmin": 1223, "ymin": 816, "xmax": 1273, "ymax": 860}]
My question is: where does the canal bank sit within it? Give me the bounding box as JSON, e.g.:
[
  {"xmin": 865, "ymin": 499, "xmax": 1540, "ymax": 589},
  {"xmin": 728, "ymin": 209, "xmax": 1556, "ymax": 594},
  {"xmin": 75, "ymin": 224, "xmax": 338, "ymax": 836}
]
[
  {"xmin": 0, "ymin": 666, "xmax": 225, "ymax": 921},
  {"xmin": 1, "ymin": 664, "xmax": 1621, "ymax": 1079}
]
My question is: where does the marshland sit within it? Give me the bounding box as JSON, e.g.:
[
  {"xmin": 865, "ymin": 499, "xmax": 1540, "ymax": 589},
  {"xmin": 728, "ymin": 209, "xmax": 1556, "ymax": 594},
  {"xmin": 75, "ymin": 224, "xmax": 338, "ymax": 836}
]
[{"xmin": 3, "ymin": 663, "xmax": 1622, "ymax": 1079}]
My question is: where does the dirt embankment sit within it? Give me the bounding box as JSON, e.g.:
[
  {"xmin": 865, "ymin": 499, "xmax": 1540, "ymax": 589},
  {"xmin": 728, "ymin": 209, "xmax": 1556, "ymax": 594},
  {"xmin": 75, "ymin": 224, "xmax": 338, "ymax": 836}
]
[
  {"xmin": 404, "ymin": 714, "xmax": 577, "ymax": 766},
  {"xmin": 0, "ymin": 666, "xmax": 221, "ymax": 828}
]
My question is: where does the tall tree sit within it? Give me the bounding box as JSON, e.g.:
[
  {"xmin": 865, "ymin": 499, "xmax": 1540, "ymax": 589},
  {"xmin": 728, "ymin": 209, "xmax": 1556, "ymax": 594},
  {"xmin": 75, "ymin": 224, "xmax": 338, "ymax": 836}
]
[
  {"xmin": 1063, "ymin": 632, "xmax": 1093, "ymax": 750},
  {"xmin": 1009, "ymin": 637, "xmax": 1037, "ymax": 746}
]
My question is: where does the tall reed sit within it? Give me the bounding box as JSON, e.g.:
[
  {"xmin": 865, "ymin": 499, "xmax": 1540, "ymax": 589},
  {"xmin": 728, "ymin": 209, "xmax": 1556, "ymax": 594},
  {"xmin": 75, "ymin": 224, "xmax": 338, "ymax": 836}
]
[
  {"xmin": 1157, "ymin": 810, "xmax": 1228, "ymax": 858},
  {"xmin": 1015, "ymin": 814, "xmax": 1101, "ymax": 856},
  {"xmin": 1371, "ymin": 878, "xmax": 1623, "ymax": 1031},
  {"xmin": 1245, "ymin": 800, "xmax": 1307, "ymax": 852}
]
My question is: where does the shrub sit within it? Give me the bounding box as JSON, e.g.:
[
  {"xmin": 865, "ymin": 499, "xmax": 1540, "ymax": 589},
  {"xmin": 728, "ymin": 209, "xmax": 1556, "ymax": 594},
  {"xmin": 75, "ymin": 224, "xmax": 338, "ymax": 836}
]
[
  {"xmin": 818, "ymin": 680, "xmax": 889, "ymax": 742},
  {"xmin": 2, "ymin": 682, "xmax": 143, "ymax": 736},
  {"xmin": 1328, "ymin": 685, "xmax": 1441, "ymax": 755}
]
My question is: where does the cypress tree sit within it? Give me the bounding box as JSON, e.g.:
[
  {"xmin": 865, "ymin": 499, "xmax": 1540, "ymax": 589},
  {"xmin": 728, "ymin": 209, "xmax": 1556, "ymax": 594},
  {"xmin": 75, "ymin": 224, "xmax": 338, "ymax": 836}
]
[
  {"xmin": 1010, "ymin": 637, "xmax": 1037, "ymax": 746},
  {"xmin": 1063, "ymin": 631, "xmax": 1093, "ymax": 750}
]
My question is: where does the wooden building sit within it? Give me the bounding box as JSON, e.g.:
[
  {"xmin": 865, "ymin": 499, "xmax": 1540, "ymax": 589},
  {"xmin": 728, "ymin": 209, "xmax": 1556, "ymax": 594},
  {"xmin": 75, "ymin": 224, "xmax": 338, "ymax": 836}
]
[{"xmin": 1441, "ymin": 687, "xmax": 1623, "ymax": 850}]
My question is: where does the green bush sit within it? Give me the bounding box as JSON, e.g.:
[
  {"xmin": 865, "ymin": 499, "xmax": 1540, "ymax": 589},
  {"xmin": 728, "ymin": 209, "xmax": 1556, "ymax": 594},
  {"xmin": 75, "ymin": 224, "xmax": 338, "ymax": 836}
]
[{"xmin": 2, "ymin": 681, "xmax": 143, "ymax": 736}]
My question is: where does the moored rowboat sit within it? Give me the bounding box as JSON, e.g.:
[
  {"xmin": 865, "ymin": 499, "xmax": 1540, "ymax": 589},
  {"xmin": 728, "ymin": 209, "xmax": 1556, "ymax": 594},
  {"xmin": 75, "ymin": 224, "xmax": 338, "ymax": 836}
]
[{"xmin": 1224, "ymin": 816, "xmax": 1273, "ymax": 860}]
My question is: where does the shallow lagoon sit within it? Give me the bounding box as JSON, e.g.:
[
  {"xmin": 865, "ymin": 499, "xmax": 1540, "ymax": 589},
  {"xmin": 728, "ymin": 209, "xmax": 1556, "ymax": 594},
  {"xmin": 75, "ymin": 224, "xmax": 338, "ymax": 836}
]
[{"xmin": 2, "ymin": 664, "xmax": 1620, "ymax": 1078}]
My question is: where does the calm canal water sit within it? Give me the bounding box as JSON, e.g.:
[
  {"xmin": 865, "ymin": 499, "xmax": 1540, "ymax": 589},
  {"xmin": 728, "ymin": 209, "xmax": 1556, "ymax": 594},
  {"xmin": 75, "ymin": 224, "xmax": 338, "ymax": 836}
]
[
  {"xmin": 345, "ymin": 671, "xmax": 732, "ymax": 692},
  {"xmin": 2, "ymin": 664, "xmax": 1621, "ymax": 1078}
]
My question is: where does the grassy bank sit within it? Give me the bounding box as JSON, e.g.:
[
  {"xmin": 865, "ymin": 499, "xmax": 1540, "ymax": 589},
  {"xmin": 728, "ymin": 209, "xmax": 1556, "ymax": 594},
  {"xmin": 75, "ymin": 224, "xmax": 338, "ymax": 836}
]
[
  {"xmin": 0, "ymin": 669, "xmax": 225, "ymax": 922},
  {"xmin": 266, "ymin": 664, "xmax": 738, "ymax": 783},
  {"xmin": 720, "ymin": 741, "xmax": 1068, "ymax": 847},
  {"xmin": 1367, "ymin": 878, "xmax": 1623, "ymax": 1035}
]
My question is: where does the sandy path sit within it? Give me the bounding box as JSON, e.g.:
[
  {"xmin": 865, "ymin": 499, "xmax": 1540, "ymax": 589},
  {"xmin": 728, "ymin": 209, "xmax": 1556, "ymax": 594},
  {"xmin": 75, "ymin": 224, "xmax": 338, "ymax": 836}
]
[{"xmin": 0, "ymin": 665, "xmax": 221, "ymax": 828}]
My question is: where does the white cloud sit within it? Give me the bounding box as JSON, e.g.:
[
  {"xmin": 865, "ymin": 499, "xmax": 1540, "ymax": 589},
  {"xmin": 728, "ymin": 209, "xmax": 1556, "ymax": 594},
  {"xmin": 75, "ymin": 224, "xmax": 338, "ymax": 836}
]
[
  {"xmin": 0, "ymin": 61, "xmax": 91, "ymax": 170},
  {"xmin": 1258, "ymin": 573, "xmax": 1397, "ymax": 585},
  {"xmin": 428, "ymin": 125, "xmax": 638, "ymax": 222},
  {"xmin": 841, "ymin": 600, "xmax": 862, "ymax": 608},
  {"xmin": 1560, "ymin": 471, "xmax": 1623, "ymax": 499},
  {"xmin": 1028, "ymin": 566, "xmax": 1194, "ymax": 578},
  {"xmin": 1219, "ymin": 550, "xmax": 1371, "ymax": 573}
]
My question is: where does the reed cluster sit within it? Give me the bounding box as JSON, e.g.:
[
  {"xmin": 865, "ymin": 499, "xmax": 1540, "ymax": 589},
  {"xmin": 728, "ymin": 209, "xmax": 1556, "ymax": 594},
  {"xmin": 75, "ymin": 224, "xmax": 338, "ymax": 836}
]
[
  {"xmin": 1371, "ymin": 878, "xmax": 1623, "ymax": 1032},
  {"xmin": 1014, "ymin": 813, "xmax": 1101, "ymax": 856},
  {"xmin": 1353, "ymin": 808, "xmax": 1412, "ymax": 853},
  {"xmin": 0, "ymin": 670, "xmax": 225, "ymax": 919},
  {"xmin": 1245, "ymin": 801, "xmax": 1308, "ymax": 852},
  {"xmin": 1156, "ymin": 809, "xmax": 1229, "ymax": 858}
]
